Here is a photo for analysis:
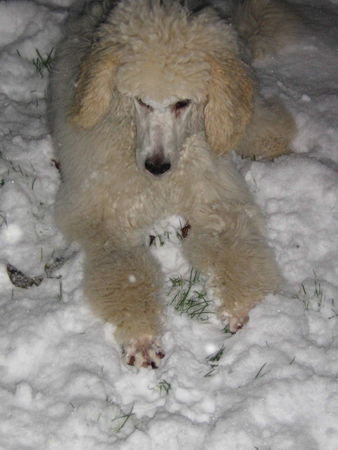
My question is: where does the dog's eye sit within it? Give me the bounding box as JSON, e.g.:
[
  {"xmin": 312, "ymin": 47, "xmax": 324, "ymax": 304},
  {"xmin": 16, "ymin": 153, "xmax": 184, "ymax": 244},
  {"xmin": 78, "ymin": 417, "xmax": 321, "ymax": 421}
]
[
  {"xmin": 136, "ymin": 98, "xmax": 153, "ymax": 111},
  {"xmin": 173, "ymin": 99, "xmax": 191, "ymax": 112}
]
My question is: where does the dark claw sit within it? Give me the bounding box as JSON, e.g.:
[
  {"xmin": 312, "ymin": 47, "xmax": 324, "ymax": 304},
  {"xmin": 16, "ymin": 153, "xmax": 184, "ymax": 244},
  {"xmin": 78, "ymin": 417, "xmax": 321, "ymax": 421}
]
[
  {"xmin": 180, "ymin": 222, "xmax": 191, "ymax": 238},
  {"xmin": 124, "ymin": 337, "xmax": 164, "ymax": 369}
]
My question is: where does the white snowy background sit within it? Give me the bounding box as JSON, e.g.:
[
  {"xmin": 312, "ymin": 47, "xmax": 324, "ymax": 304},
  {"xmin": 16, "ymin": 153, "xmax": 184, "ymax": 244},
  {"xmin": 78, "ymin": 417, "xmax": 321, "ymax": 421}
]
[{"xmin": 0, "ymin": 0, "xmax": 337, "ymax": 449}]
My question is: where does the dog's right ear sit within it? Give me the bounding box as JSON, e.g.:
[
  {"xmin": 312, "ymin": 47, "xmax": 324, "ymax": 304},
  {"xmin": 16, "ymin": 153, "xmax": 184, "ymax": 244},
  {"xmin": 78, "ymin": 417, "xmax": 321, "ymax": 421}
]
[{"xmin": 70, "ymin": 43, "xmax": 119, "ymax": 128}]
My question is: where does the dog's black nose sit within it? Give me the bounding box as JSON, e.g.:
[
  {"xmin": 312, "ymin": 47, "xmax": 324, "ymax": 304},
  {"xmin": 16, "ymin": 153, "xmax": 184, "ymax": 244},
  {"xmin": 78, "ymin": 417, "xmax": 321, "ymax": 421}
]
[{"xmin": 145, "ymin": 158, "xmax": 171, "ymax": 175}]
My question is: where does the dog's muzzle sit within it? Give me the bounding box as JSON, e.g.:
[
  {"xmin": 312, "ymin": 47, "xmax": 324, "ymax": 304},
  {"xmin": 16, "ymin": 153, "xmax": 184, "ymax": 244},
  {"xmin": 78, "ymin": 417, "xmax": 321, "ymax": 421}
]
[{"xmin": 145, "ymin": 157, "xmax": 171, "ymax": 176}]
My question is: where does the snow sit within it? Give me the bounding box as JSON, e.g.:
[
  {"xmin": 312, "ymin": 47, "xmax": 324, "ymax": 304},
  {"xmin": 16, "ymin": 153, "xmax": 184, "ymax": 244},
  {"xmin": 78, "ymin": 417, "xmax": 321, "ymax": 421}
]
[{"xmin": 0, "ymin": 0, "xmax": 337, "ymax": 449}]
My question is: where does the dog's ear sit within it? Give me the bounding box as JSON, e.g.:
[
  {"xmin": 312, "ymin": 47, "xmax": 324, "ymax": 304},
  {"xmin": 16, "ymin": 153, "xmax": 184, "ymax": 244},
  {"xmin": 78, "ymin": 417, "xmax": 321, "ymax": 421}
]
[
  {"xmin": 205, "ymin": 55, "xmax": 254, "ymax": 154},
  {"xmin": 70, "ymin": 43, "xmax": 119, "ymax": 128}
]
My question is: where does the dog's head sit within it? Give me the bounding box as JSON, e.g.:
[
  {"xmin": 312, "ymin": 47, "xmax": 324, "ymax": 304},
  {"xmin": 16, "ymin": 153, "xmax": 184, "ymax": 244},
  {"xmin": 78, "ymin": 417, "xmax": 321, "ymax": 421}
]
[{"xmin": 70, "ymin": 0, "xmax": 254, "ymax": 176}]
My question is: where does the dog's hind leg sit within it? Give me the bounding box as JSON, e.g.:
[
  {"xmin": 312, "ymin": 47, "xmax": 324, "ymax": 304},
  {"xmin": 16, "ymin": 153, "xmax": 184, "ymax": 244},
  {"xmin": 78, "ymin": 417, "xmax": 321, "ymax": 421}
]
[
  {"xmin": 183, "ymin": 213, "xmax": 281, "ymax": 332},
  {"xmin": 233, "ymin": 0, "xmax": 304, "ymax": 60},
  {"xmin": 236, "ymin": 96, "xmax": 296, "ymax": 160},
  {"xmin": 84, "ymin": 243, "xmax": 165, "ymax": 368}
]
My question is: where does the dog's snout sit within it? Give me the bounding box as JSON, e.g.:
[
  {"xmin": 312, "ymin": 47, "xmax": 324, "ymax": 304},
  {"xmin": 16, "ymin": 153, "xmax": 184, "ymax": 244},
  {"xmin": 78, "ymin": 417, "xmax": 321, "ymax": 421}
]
[{"xmin": 145, "ymin": 157, "xmax": 171, "ymax": 176}]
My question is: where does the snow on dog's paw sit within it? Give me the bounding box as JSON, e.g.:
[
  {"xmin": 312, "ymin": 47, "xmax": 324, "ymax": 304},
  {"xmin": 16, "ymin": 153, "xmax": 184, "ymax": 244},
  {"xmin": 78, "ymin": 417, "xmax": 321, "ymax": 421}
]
[
  {"xmin": 123, "ymin": 335, "xmax": 165, "ymax": 369},
  {"xmin": 147, "ymin": 215, "xmax": 188, "ymax": 247}
]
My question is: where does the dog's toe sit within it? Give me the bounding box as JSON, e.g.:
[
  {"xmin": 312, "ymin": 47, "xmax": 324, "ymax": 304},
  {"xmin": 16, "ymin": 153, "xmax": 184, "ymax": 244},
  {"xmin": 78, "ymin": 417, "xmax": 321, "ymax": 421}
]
[{"xmin": 123, "ymin": 335, "xmax": 165, "ymax": 369}]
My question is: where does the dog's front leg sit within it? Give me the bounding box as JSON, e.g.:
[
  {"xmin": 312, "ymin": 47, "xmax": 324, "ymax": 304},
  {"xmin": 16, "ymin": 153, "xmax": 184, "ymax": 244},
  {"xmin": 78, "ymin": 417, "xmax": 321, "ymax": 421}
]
[
  {"xmin": 84, "ymin": 243, "xmax": 165, "ymax": 368},
  {"xmin": 182, "ymin": 218, "xmax": 281, "ymax": 332}
]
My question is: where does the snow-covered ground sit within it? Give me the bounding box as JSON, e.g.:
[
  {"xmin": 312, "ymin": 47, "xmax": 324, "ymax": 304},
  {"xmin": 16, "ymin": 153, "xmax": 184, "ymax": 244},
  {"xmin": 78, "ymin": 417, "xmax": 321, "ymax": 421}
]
[{"xmin": 0, "ymin": 0, "xmax": 337, "ymax": 448}]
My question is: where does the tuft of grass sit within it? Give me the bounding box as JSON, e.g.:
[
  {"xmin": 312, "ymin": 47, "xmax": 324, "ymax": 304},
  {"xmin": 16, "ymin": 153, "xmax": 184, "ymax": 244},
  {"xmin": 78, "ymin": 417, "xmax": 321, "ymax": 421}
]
[
  {"xmin": 207, "ymin": 346, "xmax": 225, "ymax": 364},
  {"xmin": 57, "ymin": 278, "xmax": 63, "ymax": 302},
  {"xmin": 149, "ymin": 230, "xmax": 171, "ymax": 247},
  {"xmin": 0, "ymin": 211, "xmax": 7, "ymax": 227},
  {"xmin": 149, "ymin": 221, "xmax": 191, "ymax": 247},
  {"xmin": 8, "ymin": 160, "xmax": 24, "ymax": 176},
  {"xmin": 31, "ymin": 177, "xmax": 37, "ymax": 190},
  {"xmin": 299, "ymin": 276, "xmax": 337, "ymax": 319},
  {"xmin": 157, "ymin": 379, "xmax": 171, "ymax": 395},
  {"xmin": 254, "ymin": 362, "xmax": 268, "ymax": 379},
  {"xmin": 112, "ymin": 405, "xmax": 134, "ymax": 433},
  {"xmin": 299, "ymin": 276, "xmax": 324, "ymax": 311},
  {"xmin": 1, "ymin": 153, "xmax": 36, "ymax": 183},
  {"xmin": 328, "ymin": 298, "xmax": 338, "ymax": 320},
  {"xmin": 222, "ymin": 324, "xmax": 231, "ymax": 334},
  {"xmin": 32, "ymin": 48, "xmax": 54, "ymax": 77},
  {"xmin": 204, "ymin": 345, "xmax": 225, "ymax": 377},
  {"xmin": 168, "ymin": 269, "xmax": 213, "ymax": 321}
]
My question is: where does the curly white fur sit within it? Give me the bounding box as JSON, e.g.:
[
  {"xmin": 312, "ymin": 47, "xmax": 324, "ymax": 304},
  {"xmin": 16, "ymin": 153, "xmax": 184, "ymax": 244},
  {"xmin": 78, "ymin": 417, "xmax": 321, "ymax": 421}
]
[{"xmin": 48, "ymin": 0, "xmax": 299, "ymax": 368}]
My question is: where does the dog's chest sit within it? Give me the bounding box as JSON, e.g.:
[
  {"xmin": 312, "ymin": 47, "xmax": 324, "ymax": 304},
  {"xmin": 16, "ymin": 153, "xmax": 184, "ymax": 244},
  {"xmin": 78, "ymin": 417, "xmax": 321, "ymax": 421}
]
[
  {"xmin": 102, "ymin": 174, "xmax": 192, "ymax": 237},
  {"xmin": 103, "ymin": 185, "xmax": 168, "ymax": 235}
]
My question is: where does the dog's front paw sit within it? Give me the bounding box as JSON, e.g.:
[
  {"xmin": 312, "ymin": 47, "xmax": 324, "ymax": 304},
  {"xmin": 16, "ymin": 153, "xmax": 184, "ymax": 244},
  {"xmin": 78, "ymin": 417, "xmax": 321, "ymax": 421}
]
[
  {"xmin": 219, "ymin": 309, "xmax": 249, "ymax": 333},
  {"xmin": 228, "ymin": 313, "xmax": 249, "ymax": 333},
  {"xmin": 122, "ymin": 335, "xmax": 165, "ymax": 369}
]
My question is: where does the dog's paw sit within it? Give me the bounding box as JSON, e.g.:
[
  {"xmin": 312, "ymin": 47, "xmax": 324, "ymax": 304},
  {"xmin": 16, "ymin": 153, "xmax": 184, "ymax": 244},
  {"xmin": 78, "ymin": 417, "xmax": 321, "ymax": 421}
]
[
  {"xmin": 219, "ymin": 310, "xmax": 249, "ymax": 333},
  {"xmin": 122, "ymin": 335, "xmax": 165, "ymax": 369},
  {"xmin": 228, "ymin": 314, "xmax": 249, "ymax": 333}
]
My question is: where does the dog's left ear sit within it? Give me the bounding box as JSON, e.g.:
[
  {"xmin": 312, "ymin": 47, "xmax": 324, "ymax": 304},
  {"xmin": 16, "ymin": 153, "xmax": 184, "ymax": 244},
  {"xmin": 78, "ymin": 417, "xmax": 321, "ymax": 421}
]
[
  {"xmin": 70, "ymin": 43, "xmax": 119, "ymax": 129},
  {"xmin": 205, "ymin": 55, "xmax": 254, "ymax": 154}
]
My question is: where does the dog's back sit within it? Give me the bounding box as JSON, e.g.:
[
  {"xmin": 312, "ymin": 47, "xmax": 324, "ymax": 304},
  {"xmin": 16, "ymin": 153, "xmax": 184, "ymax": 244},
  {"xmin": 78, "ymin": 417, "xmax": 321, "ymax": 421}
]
[
  {"xmin": 232, "ymin": 0, "xmax": 304, "ymax": 59},
  {"xmin": 188, "ymin": 0, "xmax": 303, "ymax": 60}
]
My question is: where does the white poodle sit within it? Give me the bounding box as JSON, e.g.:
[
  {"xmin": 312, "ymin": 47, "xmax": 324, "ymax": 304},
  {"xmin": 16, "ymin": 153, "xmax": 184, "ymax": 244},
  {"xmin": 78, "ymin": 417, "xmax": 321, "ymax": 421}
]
[{"xmin": 49, "ymin": 0, "xmax": 299, "ymax": 368}]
